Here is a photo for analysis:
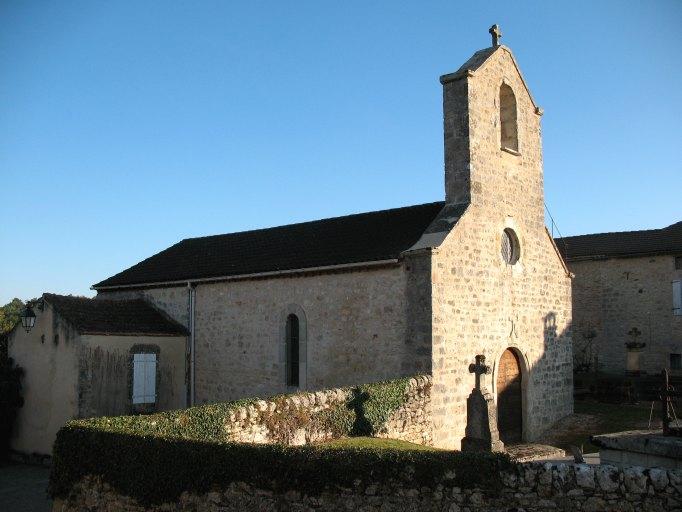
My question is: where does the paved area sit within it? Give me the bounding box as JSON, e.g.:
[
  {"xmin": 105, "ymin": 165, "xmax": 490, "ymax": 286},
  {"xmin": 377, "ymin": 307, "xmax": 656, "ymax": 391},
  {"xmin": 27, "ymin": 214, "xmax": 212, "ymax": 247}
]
[
  {"xmin": 506, "ymin": 443, "xmax": 601, "ymax": 465},
  {"xmin": 0, "ymin": 463, "xmax": 52, "ymax": 512},
  {"xmin": 506, "ymin": 443, "xmax": 566, "ymax": 462}
]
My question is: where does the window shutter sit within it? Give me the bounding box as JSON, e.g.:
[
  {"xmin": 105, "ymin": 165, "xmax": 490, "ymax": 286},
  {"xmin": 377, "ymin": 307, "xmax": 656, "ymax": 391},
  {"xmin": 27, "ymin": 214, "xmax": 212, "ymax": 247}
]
[
  {"xmin": 132, "ymin": 354, "xmax": 145, "ymax": 404},
  {"xmin": 132, "ymin": 353, "xmax": 157, "ymax": 404},
  {"xmin": 674, "ymin": 280, "xmax": 682, "ymax": 316},
  {"xmin": 144, "ymin": 354, "xmax": 157, "ymax": 403}
]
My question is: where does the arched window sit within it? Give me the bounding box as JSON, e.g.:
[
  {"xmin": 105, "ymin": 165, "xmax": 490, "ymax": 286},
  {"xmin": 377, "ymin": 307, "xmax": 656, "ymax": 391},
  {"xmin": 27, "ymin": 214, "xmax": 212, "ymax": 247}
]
[
  {"xmin": 499, "ymin": 83, "xmax": 518, "ymax": 152},
  {"xmin": 285, "ymin": 314, "xmax": 300, "ymax": 387}
]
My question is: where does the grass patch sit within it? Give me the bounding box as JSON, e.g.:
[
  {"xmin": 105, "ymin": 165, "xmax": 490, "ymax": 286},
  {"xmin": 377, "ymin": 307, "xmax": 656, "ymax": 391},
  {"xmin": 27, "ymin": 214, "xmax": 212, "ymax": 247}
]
[{"xmin": 322, "ymin": 437, "xmax": 440, "ymax": 451}]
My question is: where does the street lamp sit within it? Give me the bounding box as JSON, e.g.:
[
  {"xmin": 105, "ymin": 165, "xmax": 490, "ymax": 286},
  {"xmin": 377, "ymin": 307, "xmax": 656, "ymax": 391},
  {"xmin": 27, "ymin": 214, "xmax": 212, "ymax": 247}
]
[{"xmin": 20, "ymin": 302, "xmax": 36, "ymax": 333}]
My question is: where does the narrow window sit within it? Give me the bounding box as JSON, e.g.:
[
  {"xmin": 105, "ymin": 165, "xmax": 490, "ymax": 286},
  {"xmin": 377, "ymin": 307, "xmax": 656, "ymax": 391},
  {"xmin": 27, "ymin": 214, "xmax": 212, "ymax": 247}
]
[
  {"xmin": 500, "ymin": 83, "xmax": 518, "ymax": 153},
  {"xmin": 671, "ymin": 354, "xmax": 682, "ymax": 370},
  {"xmin": 673, "ymin": 280, "xmax": 682, "ymax": 316},
  {"xmin": 675, "ymin": 256, "xmax": 682, "ymax": 270},
  {"xmin": 285, "ymin": 314, "xmax": 300, "ymax": 387},
  {"xmin": 132, "ymin": 353, "xmax": 157, "ymax": 404}
]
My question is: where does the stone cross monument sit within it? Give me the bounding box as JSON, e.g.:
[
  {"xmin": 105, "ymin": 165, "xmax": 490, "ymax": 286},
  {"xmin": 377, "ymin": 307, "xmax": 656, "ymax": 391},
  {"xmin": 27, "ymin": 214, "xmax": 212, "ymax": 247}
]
[{"xmin": 461, "ymin": 355, "xmax": 505, "ymax": 452}]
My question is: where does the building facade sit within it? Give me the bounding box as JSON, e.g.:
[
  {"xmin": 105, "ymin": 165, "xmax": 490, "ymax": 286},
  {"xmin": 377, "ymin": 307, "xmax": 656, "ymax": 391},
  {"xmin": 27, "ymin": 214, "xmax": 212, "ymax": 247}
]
[
  {"xmin": 8, "ymin": 294, "xmax": 187, "ymax": 455},
  {"xmin": 560, "ymin": 223, "xmax": 682, "ymax": 376},
  {"xmin": 90, "ymin": 38, "xmax": 573, "ymax": 449}
]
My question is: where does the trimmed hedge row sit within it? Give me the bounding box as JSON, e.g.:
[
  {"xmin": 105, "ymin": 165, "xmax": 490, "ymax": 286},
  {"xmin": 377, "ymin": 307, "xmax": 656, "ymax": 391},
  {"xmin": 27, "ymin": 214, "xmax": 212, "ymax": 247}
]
[
  {"xmin": 50, "ymin": 376, "xmax": 512, "ymax": 505},
  {"xmin": 50, "ymin": 425, "xmax": 513, "ymax": 505}
]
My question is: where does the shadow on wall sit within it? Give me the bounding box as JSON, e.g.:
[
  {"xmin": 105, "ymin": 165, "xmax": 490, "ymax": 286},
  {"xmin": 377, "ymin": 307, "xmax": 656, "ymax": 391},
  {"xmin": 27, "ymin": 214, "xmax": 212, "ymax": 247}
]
[
  {"xmin": 348, "ymin": 388, "xmax": 371, "ymax": 436},
  {"xmin": 491, "ymin": 311, "xmax": 573, "ymax": 443}
]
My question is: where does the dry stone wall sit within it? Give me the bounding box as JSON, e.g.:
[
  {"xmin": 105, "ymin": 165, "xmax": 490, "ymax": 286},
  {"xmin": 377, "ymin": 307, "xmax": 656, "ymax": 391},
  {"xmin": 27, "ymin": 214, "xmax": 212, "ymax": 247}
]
[
  {"xmin": 53, "ymin": 463, "xmax": 682, "ymax": 512},
  {"xmin": 223, "ymin": 375, "xmax": 432, "ymax": 446}
]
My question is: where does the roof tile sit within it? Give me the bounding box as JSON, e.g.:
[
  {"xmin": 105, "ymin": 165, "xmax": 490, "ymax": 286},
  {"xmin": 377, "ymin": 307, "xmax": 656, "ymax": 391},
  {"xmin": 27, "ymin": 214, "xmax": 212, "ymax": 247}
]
[
  {"xmin": 94, "ymin": 201, "xmax": 445, "ymax": 288},
  {"xmin": 44, "ymin": 294, "xmax": 188, "ymax": 336}
]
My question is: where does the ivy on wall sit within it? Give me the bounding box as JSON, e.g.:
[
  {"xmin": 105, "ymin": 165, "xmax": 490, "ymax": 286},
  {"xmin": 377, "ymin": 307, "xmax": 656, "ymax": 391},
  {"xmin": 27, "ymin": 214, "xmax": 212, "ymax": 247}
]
[
  {"xmin": 69, "ymin": 376, "xmax": 416, "ymax": 445},
  {"xmin": 0, "ymin": 357, "xmax": 24, "ymax": 461}
]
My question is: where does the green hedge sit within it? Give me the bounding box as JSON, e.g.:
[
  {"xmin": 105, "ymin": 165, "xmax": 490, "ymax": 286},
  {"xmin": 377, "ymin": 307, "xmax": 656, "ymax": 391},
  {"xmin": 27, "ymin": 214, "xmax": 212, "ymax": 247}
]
[
  {"xmin": 50, "ymin": 425, "xmax": 513, "ymax": 505},
  {"xmin": 50, "ymin": 375, "xmax": 512, "ymax": 505}
]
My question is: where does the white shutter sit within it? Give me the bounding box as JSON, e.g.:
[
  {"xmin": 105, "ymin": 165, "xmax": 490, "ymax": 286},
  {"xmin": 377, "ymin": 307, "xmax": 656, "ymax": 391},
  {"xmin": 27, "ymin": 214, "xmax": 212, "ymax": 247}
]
[
  {"xmin": 132, "ymin": 353, "xmax": 157, "ymax": 404},
  {"xmin": 673, "ymin": 280, "xmax": 682, "ymax": 316},
  {"xmin": 143, "ymin": 354, "xmax": 157, "ymax": 403},
  {"xmin": 132, "ymin": 354, "xmax": 145, "ymax": 404}
]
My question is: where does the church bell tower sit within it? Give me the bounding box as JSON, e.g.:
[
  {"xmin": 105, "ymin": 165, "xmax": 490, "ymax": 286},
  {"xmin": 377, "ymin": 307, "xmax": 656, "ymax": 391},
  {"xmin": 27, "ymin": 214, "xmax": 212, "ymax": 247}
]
[{"xmin": 438, "ymin": 26, "xmax": 545, "ymax": 225}]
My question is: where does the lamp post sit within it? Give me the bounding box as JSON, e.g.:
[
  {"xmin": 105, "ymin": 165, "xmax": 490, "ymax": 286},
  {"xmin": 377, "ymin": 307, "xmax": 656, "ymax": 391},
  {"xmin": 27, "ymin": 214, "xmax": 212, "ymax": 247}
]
[{"xmin": 19, "ymin": 302, "xmax": 36, "ymax": 333}]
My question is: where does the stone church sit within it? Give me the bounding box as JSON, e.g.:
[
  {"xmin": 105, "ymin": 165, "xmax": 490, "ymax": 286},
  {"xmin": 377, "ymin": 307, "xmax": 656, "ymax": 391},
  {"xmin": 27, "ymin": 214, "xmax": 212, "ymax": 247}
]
[{"xmin": 87, "ymin": 31, "xmax": 572, "ymax": 449}]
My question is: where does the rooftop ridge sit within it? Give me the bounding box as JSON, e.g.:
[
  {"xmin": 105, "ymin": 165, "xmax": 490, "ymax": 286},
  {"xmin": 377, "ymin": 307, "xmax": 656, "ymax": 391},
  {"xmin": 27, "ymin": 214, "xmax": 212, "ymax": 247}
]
[
  {"xmin": 182, "ymin": 200, "xmax": 445, "ymax": 242},
  {"xmin": 560, "ymin": 220, "xmax": 681, "ymax": 240}
]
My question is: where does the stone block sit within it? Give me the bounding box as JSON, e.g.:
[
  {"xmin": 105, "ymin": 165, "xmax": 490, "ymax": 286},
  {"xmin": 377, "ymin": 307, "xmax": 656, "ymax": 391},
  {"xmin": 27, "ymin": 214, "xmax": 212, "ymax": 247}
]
[
  {"xmin": 623, "ymin": 466, "xmax": 647, "ymax": 494},
  {"xmin": 596, "ymin": 465, "xmax": 621, "ymax": 493},
  {"xmin": 648, "ymin": 468, "xmax": 668, "ymax": 492},
  {"xmin": 575, "ymin": 464, "xmax": 595, "ymax": 489}
]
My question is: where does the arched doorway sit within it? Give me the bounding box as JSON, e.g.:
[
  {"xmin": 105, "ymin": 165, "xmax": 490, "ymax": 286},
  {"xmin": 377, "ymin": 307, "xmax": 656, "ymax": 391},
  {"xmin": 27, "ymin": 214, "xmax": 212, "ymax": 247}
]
[{"xmin": 496, "ymin": 348, "xmax": 522, "ymax": 444}]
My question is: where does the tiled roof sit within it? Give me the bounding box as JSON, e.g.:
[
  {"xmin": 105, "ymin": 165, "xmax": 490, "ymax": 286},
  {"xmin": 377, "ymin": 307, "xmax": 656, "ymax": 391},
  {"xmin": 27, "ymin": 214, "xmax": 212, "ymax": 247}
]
[
  {"xmin": 44, "ymin": 294, "xmax": 188, "ymax": 336},
  {"xmin": 93, "ymin": 201, "xmax": 446, "ymax": 289},
  {"xmin": 557, "ymin": 221, "xmax": 682, "ymax": 261}
]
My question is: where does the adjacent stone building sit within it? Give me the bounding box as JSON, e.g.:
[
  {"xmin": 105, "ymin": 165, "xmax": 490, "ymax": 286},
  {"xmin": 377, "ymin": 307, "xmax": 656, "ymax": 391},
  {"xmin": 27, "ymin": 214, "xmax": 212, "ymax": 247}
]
[
  {"xmin": 559, "ymin": 222, "xmax": 682, "ymax": 375},
  {"xmin": 90, "ymin": 34, "xmax": 573, "ymax": 449},
  {"xmin": 8, "ymin": 294, "xmax": 187, "ymax": 455}
]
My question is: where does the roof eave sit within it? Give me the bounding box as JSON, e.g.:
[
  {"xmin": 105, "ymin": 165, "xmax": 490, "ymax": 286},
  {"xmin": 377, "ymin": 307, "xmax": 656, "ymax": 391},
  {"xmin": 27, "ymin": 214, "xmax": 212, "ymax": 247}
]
[
  {"xmin": 79, "ymin": 330, "xmax": 188, "ymax": 337},
  {"xmin": 92, "ymin": 258, "xmax": 402, "ymax": 291},
  {"xmin": 565, "ymin": 250, "xmax": 679, "ymax": 262}
]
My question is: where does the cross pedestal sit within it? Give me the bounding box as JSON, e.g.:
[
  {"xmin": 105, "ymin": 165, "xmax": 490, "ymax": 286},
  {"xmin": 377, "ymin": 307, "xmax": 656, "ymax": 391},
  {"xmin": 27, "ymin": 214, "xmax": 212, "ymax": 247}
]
[{"xmin": 461, "ymin": 355, "xmax": 505, "ymax": 453}]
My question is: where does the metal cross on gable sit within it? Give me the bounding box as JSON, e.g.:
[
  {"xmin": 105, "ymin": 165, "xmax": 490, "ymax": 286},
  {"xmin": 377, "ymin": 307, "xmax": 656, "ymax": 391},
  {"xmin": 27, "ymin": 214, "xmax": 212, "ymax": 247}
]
[
  {"xmin": 469, "ymin": 354, "xmax": 491, "ymax": 391},
  {"xmin": 489, "ymin": 24, "xmax": 502, "ymax": 47}
]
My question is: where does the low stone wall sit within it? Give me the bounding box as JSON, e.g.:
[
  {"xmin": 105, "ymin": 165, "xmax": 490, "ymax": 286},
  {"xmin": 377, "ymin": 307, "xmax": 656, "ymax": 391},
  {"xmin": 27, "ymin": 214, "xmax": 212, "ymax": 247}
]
[
  {"xmin": 376, "ymin": 375, "xmax": 432, "ymax": 445},
  {"xmin": 53, "ymin": 463, "xmax": 682, "ymax": 512},
  {"xmin": 224, "ymin": 375, "xmax": 432, "ymax": 446}
]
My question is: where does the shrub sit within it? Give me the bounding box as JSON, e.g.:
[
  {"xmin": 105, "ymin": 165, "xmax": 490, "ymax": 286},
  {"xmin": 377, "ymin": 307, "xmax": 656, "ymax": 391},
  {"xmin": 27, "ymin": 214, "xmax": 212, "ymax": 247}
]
[
  {"xmin": 50, "ymin": 425, "xmax": 513, "ymax": 506},
  {"xmin": 50, "ymin": 375, "xmax": 500, "ymax": 506},
  {"xmin": 0, "ymin": 357, "xmax": 24, "ymax": 462}
]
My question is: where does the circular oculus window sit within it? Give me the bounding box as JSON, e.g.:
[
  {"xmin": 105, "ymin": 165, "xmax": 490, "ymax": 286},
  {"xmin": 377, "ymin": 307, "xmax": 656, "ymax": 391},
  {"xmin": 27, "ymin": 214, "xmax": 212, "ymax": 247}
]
[{"xmin": 501, "ymin": 228, "xmax": 520, "ymax": 265}]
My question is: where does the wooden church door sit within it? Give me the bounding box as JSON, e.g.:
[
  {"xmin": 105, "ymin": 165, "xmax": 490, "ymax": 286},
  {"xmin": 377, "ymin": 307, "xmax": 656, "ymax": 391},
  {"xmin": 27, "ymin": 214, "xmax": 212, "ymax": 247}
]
[{"xmin": 496, "ymin": 348, "xmax": 522, "ymax": 444}]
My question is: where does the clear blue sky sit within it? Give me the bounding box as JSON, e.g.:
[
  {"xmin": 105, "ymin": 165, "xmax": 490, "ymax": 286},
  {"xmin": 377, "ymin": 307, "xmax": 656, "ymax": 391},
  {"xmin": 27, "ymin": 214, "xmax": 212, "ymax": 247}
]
[{"xmin": 1, "ymin": 1, "xmax": 681, "ymax": 304}]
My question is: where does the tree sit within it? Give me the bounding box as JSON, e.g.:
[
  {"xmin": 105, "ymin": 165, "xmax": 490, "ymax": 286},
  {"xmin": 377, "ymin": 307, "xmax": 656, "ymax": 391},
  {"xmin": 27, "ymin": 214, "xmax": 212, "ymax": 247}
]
[{"xmin": 0, "ymin": 298, "xmax": 25, "ymax": 335}]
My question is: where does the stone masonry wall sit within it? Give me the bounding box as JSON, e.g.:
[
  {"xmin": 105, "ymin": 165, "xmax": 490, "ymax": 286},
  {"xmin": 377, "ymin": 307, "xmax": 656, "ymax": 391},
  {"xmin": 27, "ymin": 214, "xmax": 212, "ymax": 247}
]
[
  {"xmin": 430, "ymin": 46, "xmax": 573, "ymax": 449},
  {"xmin": 53, "ymin": 463, "xmax": 682, "ymax": 512},
  {"xmin": 223, "ymin": 375, "xmax": 432, "ymax": 446},
  {"xmin": 192, "ymin": 266, "xmax": 417, "ymax": 403},
  {"xmin": 99, "ymin": 265, "xmax": 425, "ymax": 404},
  {"xmin": 569, "ymin": 255, "xmax": 682, "ymax": 375}
]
